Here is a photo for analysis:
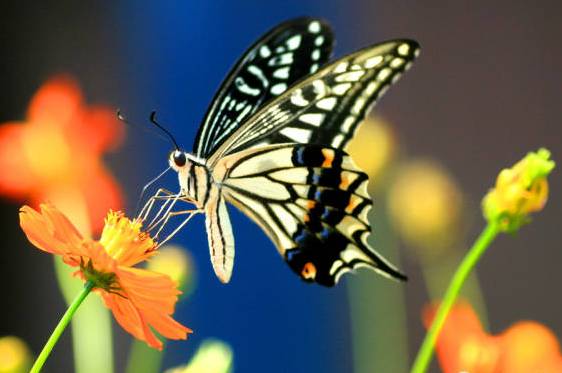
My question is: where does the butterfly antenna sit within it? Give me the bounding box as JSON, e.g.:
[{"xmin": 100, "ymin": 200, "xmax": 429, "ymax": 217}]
[
  {"xmin": 150, "ymin": 111, "xmax": 180, "ymax": 150},
  {"xmin": 116, "ymin": 109, "xmax": 174, "ymax": 145}
]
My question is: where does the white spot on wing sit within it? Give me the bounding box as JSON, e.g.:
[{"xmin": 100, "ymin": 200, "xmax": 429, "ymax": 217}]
[
  {"xmin": 286, "ymin": 35, "xmax": 302, "ymax": 50},
  {"xmin": 268, "ymin": 53, "xmax": 294, "ymax": 66},
  {"xmin": 311, "ymin": 49, "xmax": 321, "ymax": 61},
  {"xmin": 333, "ymin": 62, "xmax": 349, "ymax": 74},
  {"xmin": 330, "ymin": 260, "xmax": 344, "ymax": 276},
  {"xmin": 308, "ymin": 21, "xmax": 321, "ymax": 33},
  {"xmin": 332, "ymin": 83, "xmax": 352, "ymax": 95},
  {"xmin": 271, "ymin": 83, "xmax": 287, "ymax": 95},
  {"xmin": 377, "ymin": 68, "xmax": 392, "ymax": 82},
  {"xmin": 235, "ymin": 77, "xmax": 260, "ymax": 96},
  {"xmin": 299, "ymin": 113, "xmax": 325, "ymax": 127},
  {"xmin": 316, "ymin": 97, "xmax": 337, "ymax": 111},
  {"xmin": 341, "ymin": 116, "xmax": 355, "ymax": 132},
  {"xmin": 273, "ymin": 67, "xmax": 290, "ymax": 79},
  {"xmin": 290, "ymin": 89, "xmax": 309, "ymax": 107},
  {"xmin": 331, "ymin": 134, "xmax": 345, "ymax": 148},
  {"xmin": 335, "ymin": 70, "xmax": 365, "ymax": 82},
  {"xmin": 260, "ymin": 45, "xmax": 271, "ymax": 58},
  {"xmin": 280, "ymin": 127, "xmax": 312, "ymax": 142},
  {"xmin": 364, "ymin": 55, "xmax": 383, "ymax": 68},
  {"xmin": 397, "ymin": 43, "xmax": 410, "ymax": 56},
  {"xmin": 314, "ymin": 35, "xmax": 325, "ymax": 46},
  {"xmin": 390, "ymin": 57, "xmax": 405, "ymax": 68},
  {"xmin": 365, "ymin": 81, "xmax": 380, "ymax": 95}
]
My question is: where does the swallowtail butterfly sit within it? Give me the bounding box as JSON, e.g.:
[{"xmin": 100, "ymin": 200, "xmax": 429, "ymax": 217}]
[{"xmin": 141, "ymin": 17, "xmax": 419, "ymax": 286}]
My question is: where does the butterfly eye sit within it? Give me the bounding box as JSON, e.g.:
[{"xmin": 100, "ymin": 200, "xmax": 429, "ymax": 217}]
[{"xmin": 172, "ymin": 151, "xmax": 187, "ymax": 167}]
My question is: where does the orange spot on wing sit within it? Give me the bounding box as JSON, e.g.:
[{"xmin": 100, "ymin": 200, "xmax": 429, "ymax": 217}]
[
  {"xmin": 301, "ymin": 262, "xmax": 317, "ymax": 280},
  {"xmin": 345, "ymin": 195, "xmax": 361, "ymax": 214},
  {"xmin": 340, "ymin": 175, "xmax": 350, "ymax": 189},
  {"xmin": 321, "ymin": 149, "xmax": 334, "ymax": 168}
]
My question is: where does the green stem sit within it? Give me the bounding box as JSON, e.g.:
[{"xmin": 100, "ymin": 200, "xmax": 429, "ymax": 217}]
[
  {"xmin": 410, "ymin": 222, "xmax": 500, "ymax": 373},
  {"xmin": 30, "ymin": 281, "xmax": 94, "ymax": 373}
]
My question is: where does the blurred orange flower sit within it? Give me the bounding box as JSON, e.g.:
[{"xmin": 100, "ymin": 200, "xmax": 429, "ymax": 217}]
[
  {"xmin": 423, "ymin": 301, "xmax": 562, "ymax": 373},
  {"xmin": 0, "ymin": 76, "xmax": 124, "ymax": 232},
  {"xmin": 19, "ymin": 203, "xmax": 191, "ymax": 350}
]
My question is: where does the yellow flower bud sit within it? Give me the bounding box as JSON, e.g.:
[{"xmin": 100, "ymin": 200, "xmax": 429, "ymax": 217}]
[
  {"xmin": 348, "ymin": 116, "xmax": 397, "ymax": 183},
  {"xmin": 388, "ymin": 160, "xmax": 464, "ymax": 257},
  {"xmin": 483, "ymin": 148, "xmax": 555, "ymax": 232},
  {"xmin": 165, "ymin": 339, "xmax": 233, "ymax": 373},
  {"xmin": 147, "ymin": 245, "xmax": 193, "ymax": 294},
  {"xmin": 0, "ymin": 336, "xmax": 31, "ymax": 373}
]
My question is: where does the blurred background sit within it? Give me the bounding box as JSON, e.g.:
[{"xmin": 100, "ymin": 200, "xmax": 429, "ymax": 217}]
[{"xmin": 0, "ymin": 1, "xmax": 561, "ymax": 372}]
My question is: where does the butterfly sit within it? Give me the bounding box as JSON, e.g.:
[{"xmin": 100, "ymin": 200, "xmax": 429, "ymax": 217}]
[{"xmin": 141, "ymin": 17, "xmax": 419, "ymax": 286}]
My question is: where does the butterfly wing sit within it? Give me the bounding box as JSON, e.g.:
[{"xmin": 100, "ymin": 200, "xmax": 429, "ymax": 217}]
[
  {"xmin": 212, "ymin": 143, "xmax": 405, "ymax": 286},
  {"xmin": 207, "ymin": 40, "xmax": 419, "ymax": 166},
  {"xmin": 193, "ymin": 18, "xmax": 334, "ymax": 159}
]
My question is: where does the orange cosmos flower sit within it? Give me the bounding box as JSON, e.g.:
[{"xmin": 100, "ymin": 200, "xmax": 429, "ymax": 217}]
[
  {"xmin": 19, "ymin": 203, "xmax": 192, "ymax": 350},
  {"xmin": 423, "ymin": 301, "xmax": 562, "ymax": 373},
  {"xmin": 0, "ymin": 76, "xmax": 124, "ymax": 232}
]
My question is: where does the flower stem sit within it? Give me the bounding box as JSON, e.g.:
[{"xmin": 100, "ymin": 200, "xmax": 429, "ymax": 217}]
[
  {"xmin": 30, "ymin": 281, "xmax": 95, "ymax": 373},
  {"xmin": 410, "ymin": 222, "xmax": 500, "ymax": 373}
]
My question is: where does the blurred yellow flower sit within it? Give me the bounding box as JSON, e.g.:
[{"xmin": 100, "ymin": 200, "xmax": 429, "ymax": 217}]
[
  {"xmin": 388, "ymin": 160, "xmax": 463, "ymax": 257},
  {"xmin": 348, "ymin": 116, "xmax": 396, "ymax": 182},
  {"xmin": 147, "ymin": 245, "xmax": 194, "ymax": 294},
  {"xmin": 483, "ymin": 148, "xmax": 555, "ymax": 232},
  {"xmin": 165, "ymin": 339, "xmax": 233, "ymax": 373},
  {"xmin": 0, "ymin": 336, "xmax": 31, "ymax": 373}
]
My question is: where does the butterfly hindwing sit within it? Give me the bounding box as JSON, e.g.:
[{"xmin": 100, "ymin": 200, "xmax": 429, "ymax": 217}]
[
  {"xmin": 212, "ymin": 144, "xmax": 406, "ymax": 286},
  {"xmin": 193, "ymin": 18, "xmax": 334, "ymax": 158},
  {"xmin": 207, "ymin": 40, "xmax": 419, "ymax": 165}
]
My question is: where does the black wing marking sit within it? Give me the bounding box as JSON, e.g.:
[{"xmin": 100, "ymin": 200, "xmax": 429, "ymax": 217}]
[
  {"xmin": 213, "ymin": 144, "xmax": 406, "ymax": 286},
  {"xmin": 208, "ymin": 40, "xmax": 419, "ymax": 166},
  {"xmin": 193, "ymin": 18, "xmax": 334, "ymax": 158}
]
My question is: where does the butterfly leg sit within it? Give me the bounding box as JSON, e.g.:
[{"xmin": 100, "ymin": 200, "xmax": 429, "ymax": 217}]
[
  {"xmin": 154, "ymin": 209, "xmax": 202, "ymax": 248},
  {"xmin": 137, "ymin": 188, "xmax": 179, "ymax": 221}
]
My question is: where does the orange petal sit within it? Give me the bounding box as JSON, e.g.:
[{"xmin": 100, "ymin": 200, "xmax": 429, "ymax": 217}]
[
  {"xmin": 103, "ymin": 266, "xmax": 191, "ymax": 348},
  {"xmin": 0, "ymin": 124, "xmax": 35, "ymax": 197},
  {"xmin": 27, "ymin": 76, "xmax": 82, "ymax": 126},
  {"xmin": 81, "ymin": 164, "xmax": 123, "ymax": 234},
  {"xmin": 499, "ymin": 321, "xmax": 561, "ymax": 373},
  {"xmin": 423, "ymin": 301, "xmax": 500, "ymax": 373},
  {"xmin": 19, "ymin": 204, "xmax": 84, "ymax": 263},
  {"xmin": 102, "ymin": 292, "xmax": 163, "ymax": 350},
  {"xmin": 69, "ymin": 106, "xmax": 125, "ymax": 153}
]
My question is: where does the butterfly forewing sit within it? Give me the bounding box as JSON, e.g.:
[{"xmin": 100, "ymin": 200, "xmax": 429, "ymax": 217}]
[
  {"xmin": 207, "ymin": 40, "xmax": 419, "ymax": 166},
  {"xmin": 212, "ymin": 144, "xmax": 406, "ymax": 286},
  {"xmin": 193, "ymin": 18, "xmax": 334, "ymax": 159}
]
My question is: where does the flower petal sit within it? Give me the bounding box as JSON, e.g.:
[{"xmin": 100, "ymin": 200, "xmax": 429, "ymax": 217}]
[
  {"xmin": 0, "ymin": 124, "xmax": 35, "ymax": 197},
  {"xmin": 27, "ymin": 76, "xmax": 82, "ymax": 126},
  {"xmin": 499, "ymin": 321, "xmax": 562, "ymax": 373},
  {"xmin": 81, "ymin": 164, "xmax": 124, "ymax": 234},
  {"xmin": 102, "ymin": 292, "xmax": 163, "ymax": 350},
  {"xmin": 423, "ymin": 301, "xmax": 500, "ymax": 373},
  {"xmin": 19, "ymin": 204, "xmax": 83, "ymax": 261},
  {"xmin": 69, "ymin": 106, "xmax": 125, "ymax": 153},
  {"xmin": 102, "ymin": 266, "xmax": 191, "ymax": 349}
]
